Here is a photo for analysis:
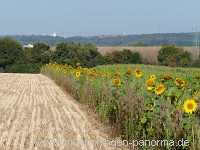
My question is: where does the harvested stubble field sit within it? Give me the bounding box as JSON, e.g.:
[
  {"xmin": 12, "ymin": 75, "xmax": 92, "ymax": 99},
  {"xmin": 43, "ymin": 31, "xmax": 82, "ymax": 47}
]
[
  {"xmin": 98, "ymin": 46, "xmax": 200, "ymax": 64},
  {"xmin": 0, "ymin": 73, "xmax": 118, "ymax": 150}
]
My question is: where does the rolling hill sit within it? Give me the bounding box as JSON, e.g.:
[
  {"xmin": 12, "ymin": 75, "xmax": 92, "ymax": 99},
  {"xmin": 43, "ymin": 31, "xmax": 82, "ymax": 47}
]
[{"xmin": 0, "ymin": 32, "xmax": 198, "ymax": 46}]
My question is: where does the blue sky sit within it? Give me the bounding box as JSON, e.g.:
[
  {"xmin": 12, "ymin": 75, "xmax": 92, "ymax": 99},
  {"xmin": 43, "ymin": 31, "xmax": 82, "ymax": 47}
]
[{"xmin": 0, "ymin": 0, "xmax": 199, "ymax": 37}]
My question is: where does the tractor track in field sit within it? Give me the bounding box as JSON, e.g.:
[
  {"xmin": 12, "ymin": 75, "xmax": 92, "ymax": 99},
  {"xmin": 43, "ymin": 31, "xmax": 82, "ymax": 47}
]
[{"xmin": 0, "ymin": 73, "xmax": 121, "ymax": 150}]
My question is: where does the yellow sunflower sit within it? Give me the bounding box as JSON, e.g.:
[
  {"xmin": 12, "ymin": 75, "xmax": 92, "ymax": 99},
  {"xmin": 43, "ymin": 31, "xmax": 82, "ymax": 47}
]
[
  {"xmin": 155, "ymin": 84, "xmax": 166, "ymax": 95},
  {"xmin": 75, "ymin": 70, "xmax": 81, "ymax": 78},
  {"xmin": 114, "ymin": 71, "xmax": 121, "ymax": 78},
  {"xmin": 150, "ymin": 75, "xmax": 156, "ymax": 80},
  {"xmin": 162, "ymin": 75, "xmax": 173, "ymax": 81},
  {"xmin": 183, "ymin": 99, "xmax": 198, "ymax": 114},
  {"xmin": 146, "ymin": 78, "xmax": 155, "ymax": 91},
  {"xmin": 112, "ymin": 78, "xmax": 122, "ymax": 87},
  {"xmin": 134, "ymin": 69, "xmax": 143, "ymax": 78},
  {"xmin": 175, "ymin": 78, "xmax": 186, "ymax": 88},
  {"xmin": 126, "ymin": 68, "xmax": 132, "ymax": 76}
]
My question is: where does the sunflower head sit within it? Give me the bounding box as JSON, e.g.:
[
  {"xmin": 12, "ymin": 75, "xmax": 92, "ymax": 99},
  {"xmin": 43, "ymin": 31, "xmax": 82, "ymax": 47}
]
[
  {"xmin": 134, "ymin": 69, "xmax": 143, "ymax": 78},
  {"xmin": 175, "ymin": 78, "xmax": 186, "ymax": 88},
  {"xmin": 126, "ymin": 67, "xmax": 133, "ymax": 76},
  {"xmin": 146, "ymin": 78, "xmax": 155, "ymax": 90},
  {"xmin": 162, "ymin": 75, "xmax": 173, "ymax": 81},
  {"xmin": 75, "ymin": 70, "xmax": 81, "ymax": 78},
  {"xmin": 112, "ymin": 78, "xmax": 122, "ymax": 87},
  {"xmin": 114, "ymin": 71, "xmax": 121, "ymax": 78},
  {"xmin": 183, "ymin": 99, "xmax": 198, "ymax": 114},
  {"xmin": 150, "ymin": 75, "xmax": 156, "ymax": 80},
  {"xmin": 155, "ymin": 84, "xmax": 166, "ymax": 95}
]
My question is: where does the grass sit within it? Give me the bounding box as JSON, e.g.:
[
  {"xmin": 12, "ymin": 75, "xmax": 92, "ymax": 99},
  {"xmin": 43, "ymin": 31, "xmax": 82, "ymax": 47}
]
[
  {"xmin": 41, "ymin": 63, "xmax": 200, "ymax": 150},
  {"xmin": 96, "ymin": 64, "xmax": 200, "ymax": 78}
]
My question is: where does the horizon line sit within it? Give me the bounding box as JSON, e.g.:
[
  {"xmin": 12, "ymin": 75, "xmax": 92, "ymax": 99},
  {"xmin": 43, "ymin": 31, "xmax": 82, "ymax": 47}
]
[{"xmin": 0, "ymin": 31, "xmax": 196, "ymax": 38}]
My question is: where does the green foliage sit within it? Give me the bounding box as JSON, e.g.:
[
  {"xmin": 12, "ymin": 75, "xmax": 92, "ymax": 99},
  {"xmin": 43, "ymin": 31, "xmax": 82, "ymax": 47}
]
[
  {"xmin": 0, "ymin": 40, "xmax": 52, "ymax": 73},
  {"xmin": 6, "ymin": 63, "xmax": 42, "ymax": 73},
  {"xmin": 104, "ymin": 49, "xmax": 141, "ymax": 64},
  {"xmin": 192, "ymin": 58, "xmax": 200, "ymax": 67},
  {"xmin": 158, "ymin": 45, "xmax": 191, "ymax": 67},
  {"xmin": 52, "ymin": 42, "xmax": 104, "ymax": 67},
  {"xmin": 177, "ymin": 51, "xmax": 192, "ymax": 67},
  {"xmin": 0, "ymin": 37, "xmax": 24, "ymax": 70},
  {"xmin": 0, "ymin": 37, "xmax": 197, "ymax": 74},
  {"xmin": 41, "ymin": 64, "xmax": 200, "ymax": 149},
  {"xmin": 17, "ymin": 43, "xmax": 52, "ymax": 73},
  {"xmin": 29, "ymin": 43, "xmax": 51, "ymax": 63}
]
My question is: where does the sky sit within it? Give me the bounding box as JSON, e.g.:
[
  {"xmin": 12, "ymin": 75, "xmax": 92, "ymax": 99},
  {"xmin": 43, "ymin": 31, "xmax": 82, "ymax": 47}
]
[{"xmin": 0, "ymin": 0, "xmax": 200, "ymax": 37}]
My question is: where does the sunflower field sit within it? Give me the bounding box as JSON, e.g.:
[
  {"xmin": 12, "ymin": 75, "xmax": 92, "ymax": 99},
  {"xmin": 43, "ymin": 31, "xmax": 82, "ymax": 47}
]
[{"xmin": 41, "ymin": 63, "xmax": 200, "ymax": 149}]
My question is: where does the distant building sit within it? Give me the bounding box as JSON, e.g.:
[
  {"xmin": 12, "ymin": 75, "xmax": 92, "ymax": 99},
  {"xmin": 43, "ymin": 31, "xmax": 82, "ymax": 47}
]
[
  {"xmin": 23, "ymin": 44, "xmax": 34, "ymax": 48},
  {"xmin": 51, "ymin": 32, "xmax": 57, "ymax": 37}
]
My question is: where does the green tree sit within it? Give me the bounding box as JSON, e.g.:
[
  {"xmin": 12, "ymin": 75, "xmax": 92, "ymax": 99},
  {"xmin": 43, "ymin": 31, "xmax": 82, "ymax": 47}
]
[
  {"xmin": 0, "ymin": 37, "xmax": 23, "ymax": 70},
  {"xmin": 158, "ymin": 45, "xmax": 191, "ymax": 67},
  {"xmin": 104, "ymin": 49, "xmax": 141, "ymax": 64},
  {"xmin": 177, "ymin": 51, "xmax": 191, "ymax": 67},
  {"xmin": 6, "ymin": 42, "xmax": 52, "ymax": 73},
  {"xmin": 31, "ymin": 43, "xmax": 51, "ymax": 63},
  {"xmin": 52, "ymin": 42, "xmax": 103, "ymax": 67}
]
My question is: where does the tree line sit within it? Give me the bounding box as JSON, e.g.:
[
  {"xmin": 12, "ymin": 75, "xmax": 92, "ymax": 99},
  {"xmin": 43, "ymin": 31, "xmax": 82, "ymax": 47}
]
[
  {"xmin": 0, "ymin": 37, "xmax": 199, "ymax": 73},
  {"xmin": 0, "ymin": 37, "xmax": 141, "ymax": 73}
]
